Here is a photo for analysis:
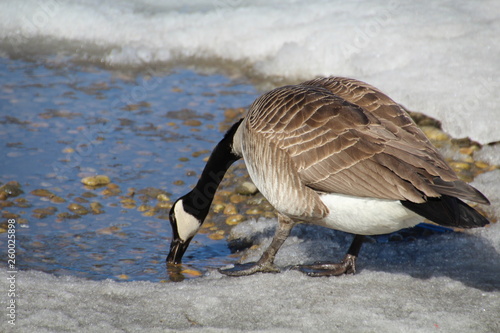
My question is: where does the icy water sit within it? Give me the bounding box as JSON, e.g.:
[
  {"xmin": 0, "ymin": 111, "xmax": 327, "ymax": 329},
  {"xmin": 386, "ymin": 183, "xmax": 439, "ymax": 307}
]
[{"xmin": 0, "ymin": 58, "xmax": 259, "ymax": 282}]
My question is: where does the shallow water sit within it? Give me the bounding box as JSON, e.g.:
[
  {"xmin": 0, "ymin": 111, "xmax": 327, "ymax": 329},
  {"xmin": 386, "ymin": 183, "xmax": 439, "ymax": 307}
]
[{"xmin": 0, "ymin": 58, "xmax": 258, "ymax": 282}]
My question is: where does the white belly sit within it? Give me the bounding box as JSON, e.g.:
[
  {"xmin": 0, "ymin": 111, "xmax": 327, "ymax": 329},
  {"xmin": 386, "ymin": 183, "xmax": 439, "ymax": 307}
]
[{"xmin": 314, "ymin": 193, "xmax": 423, "ymax": 235}]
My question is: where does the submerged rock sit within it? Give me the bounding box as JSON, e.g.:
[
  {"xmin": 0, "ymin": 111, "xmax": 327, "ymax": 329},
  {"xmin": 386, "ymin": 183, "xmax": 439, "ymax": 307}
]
[
  {"xmin": 235, "ymin": 181, "xmax": 258, "ymax": 195},
  {"xmin": 68, "ymin": 203, "xmax": 89, "ymax": 215},
  {"xmin": 32, "ymin": 207, "xmax": 58, "ymax": 219},
  {"xmin": 90, "ymin": 202, "xmax": 104, "ymax": 214},
  {"xmin": 226, "ymin": 214, "xmax": 245, "ymax": 225},
  {"xmin": 136, "ymin": 187, "xmax": 171, "ymax": 201},
  {"xmin": 31, "ymin": 189, "xmax": 55, "ymax": 198},
  {"xmin": 81, "ymin": 175, "xmax": 111, "ymax": 186},
  {"xmin": 30, "ymin": 188, "xmax": 65, "ymax": 203},
  {"xmin": 101, "ymin": 183, "xmax": 121, "ymax": 197},
  {"xmin": 0, "ymin": 181, "xmax": 23, "ymax": 200}
]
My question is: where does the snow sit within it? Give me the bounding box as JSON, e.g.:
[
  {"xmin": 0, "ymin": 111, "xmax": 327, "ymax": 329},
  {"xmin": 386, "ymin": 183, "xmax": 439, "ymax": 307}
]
[
  {"xmin": 1, "ymin": 0, "xmax": 500, "ymax": 143},
  {"xmin": 2, "ymin": 221, "xmax": 499, "ymax": 332},
  {"xmin": 471, "ymin": 170, "xmax": 500, "ymax": 223},
  {"xmin": 474, "ymin": 146, "xmax": 500, "ymax": 167}
]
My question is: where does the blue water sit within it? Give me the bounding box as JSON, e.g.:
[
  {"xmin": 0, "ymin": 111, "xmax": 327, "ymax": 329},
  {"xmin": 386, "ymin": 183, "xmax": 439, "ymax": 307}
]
[{"xmin": 0, "ymin": 58, "xmax": 258, "ymax": 281}]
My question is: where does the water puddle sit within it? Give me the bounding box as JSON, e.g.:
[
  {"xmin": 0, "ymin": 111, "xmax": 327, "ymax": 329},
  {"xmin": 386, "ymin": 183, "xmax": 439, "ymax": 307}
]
[{"xmin": 0, "ymin": 58, "xmax": 259, "ymax": 282}]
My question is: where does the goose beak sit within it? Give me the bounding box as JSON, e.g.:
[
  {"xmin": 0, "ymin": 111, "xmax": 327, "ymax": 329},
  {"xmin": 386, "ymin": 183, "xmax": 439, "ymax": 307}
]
[{"xmin": 167, "ymin": 237, "xmax": 191, "ymax": 264}]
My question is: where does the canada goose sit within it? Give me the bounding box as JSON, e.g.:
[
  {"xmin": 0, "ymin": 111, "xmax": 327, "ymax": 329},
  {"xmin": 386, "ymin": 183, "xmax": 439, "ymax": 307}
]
[{"xmin": 166, "ymin": 77, "xmax": 490, "ymax": 277}]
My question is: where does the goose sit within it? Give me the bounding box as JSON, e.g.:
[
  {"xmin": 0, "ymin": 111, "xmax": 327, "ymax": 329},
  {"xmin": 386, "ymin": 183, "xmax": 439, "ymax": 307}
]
[{"xmin": 166, "ymin": 76, "xmax": 490, "ymax": 277}]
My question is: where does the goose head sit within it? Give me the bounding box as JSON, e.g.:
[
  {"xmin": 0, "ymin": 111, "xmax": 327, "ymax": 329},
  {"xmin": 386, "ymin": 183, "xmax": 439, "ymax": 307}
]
[{"xmin": 166, "ymin": 198, "xmax": 202, "ymax": 264}]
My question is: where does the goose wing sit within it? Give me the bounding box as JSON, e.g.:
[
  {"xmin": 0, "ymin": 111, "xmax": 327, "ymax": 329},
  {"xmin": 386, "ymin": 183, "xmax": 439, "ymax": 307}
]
[{"xmin": 245, "ymin": 77, "xmax": 488, "ymax": 204}]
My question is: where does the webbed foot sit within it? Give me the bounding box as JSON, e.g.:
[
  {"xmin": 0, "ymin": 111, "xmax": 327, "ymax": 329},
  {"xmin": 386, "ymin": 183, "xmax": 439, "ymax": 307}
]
[
  {"xmin": 291, "ymin": 254, "xmax": 357, "ymax": 277},
  {"xmin": 220, "ymin": 214, "xmax": 295, "ymax": 277},
  {"xmin": 219, "ymin": 261, "xmax": 281, "ymax": 276}
]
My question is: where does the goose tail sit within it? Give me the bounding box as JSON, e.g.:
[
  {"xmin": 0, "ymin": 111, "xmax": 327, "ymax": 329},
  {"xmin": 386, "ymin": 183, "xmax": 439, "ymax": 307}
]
[{"xmin": 401, "ymin": 195, "xmax": 490, "ymax": 228}]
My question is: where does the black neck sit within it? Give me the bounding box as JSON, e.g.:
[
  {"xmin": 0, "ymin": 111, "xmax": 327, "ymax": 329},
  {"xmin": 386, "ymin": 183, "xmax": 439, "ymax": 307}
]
[{"xmin": 181, "ymin": 119, "xmax": 243, "ymax": 221}]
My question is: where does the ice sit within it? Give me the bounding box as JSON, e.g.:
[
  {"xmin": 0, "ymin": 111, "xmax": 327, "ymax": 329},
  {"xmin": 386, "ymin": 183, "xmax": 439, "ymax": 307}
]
[
  {"xmin": 472, "ymin": 170, "xmax": 500, "ymax": 226},
  {"xmin": 1, "ymin": 0, "xmax": 499, "ymax": 143},
  {"xmin": 474, "ymin": 145, "xmax": 500, "ymax": 167},
  {"xmin": 1, "ymin": 220, "xmax": 499, "ymax": 332}
]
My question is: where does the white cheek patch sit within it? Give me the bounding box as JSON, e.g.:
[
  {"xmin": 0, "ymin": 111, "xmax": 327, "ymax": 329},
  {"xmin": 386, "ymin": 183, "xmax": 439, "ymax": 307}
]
[{"xmin": 174, "ymin": 200, "xmax": 201, "ymax": 241}]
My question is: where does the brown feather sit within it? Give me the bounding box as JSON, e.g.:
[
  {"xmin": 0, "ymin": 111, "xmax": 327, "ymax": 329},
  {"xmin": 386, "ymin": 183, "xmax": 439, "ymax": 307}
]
[{"xmin": 241, "ymin": 76, "xmax": 489, "ymax": 209}]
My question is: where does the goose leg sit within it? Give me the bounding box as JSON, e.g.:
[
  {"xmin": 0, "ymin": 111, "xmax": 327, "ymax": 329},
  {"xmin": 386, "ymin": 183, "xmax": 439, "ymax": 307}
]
[
  {"xmin": 219, "ymin": 214, "xmax": 295, "ymax": 276},
  {"xmin": 292, "ymin": 234, "xmax": 365, "ymax": 277}
]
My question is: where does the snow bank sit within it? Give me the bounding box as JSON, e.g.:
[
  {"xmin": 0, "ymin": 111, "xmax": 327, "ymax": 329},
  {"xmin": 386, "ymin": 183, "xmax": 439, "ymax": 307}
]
[{"xmin": 2, "ymin": 221, "xmax": 498, "ymax": 332}]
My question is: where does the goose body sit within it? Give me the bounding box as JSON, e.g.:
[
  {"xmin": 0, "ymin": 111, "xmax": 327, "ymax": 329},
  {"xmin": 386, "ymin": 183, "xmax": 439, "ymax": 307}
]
[
  {"xmin": 167, "ymin": 77, "xmax": 490, "ymax": 276},
  {"xmin": 315, "ymin": 194, "xmax": 421, "ymax": 235}
]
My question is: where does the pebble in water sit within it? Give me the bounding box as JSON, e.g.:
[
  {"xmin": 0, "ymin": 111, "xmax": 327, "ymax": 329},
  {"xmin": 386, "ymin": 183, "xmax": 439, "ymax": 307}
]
[
  {"xmin": 245, "ymin": 208, "xmax": 263, "ymax": 215},
  {"xmin": 181, "ymin": 269, "xmax": 202, "ymax": 277},
  {"xmin": 450, "ymin": 161, "xmax": 472, "ymax": 171},
  {"xmin": 50, "ymin": 196, "xmax": 67, "ymax": 203},
  {"xmin": 226, "ymin": 214, "xmax": 245, "ymax": 225},
  {"xmin": 421, "ymin": 126, "xmax": 450, "ymax": 143},
  {"xmin": 101, "ymin": 184, "xmax": 121, "ymax": 197},
  {"xmin": 157, "ymin": 193, "xmax": 170, "ymax": 202},
  {"xmin": 223, "ymin": 204, "xmax": 238, "ymax": 215},
  {"xmin": 0, "ymin": 201, "xmax": 13, "ymax": 208},
  {"xmin": 32, "ymin": 207, "xmax": 58, "ymax": 219},
  {"xmin": 81, "ymin": 175, "xmax": 111, "ymax": 187},
  {"xmin": 192, "ymin": 149, "xmax": 210, "ymax": 158},
  {"xmin": 56, "ymin": 212, "xmax": 79, "ymax": 220},
  {"xmin": 235, "ymin": 181, "xmax": 258, "ymax": 195},
  {"xmin": 212, "ymin": 203, "xmax": 225, "ymax": 213},
  {"xmin": 142, "ymin": 209, "xmax": 157, "ymax": 217},
  {"xmin": 0, "ymin": 181, "xmax": 24, "ymax": 200},
  {"xmin": 30, "ymin": 189, "xmax": 66, "ymax": 203},
  {"xmin": 68, "ymin": 203, "xmax": 89, "ymax": 215},
  {"xmin": 14, "ymin": 198, "xmax": 31, "ymax": 208},
  {"xmin": 224, "ymin": 107, "xmax": 245, "ymax": 121},
  {"xmin": 156, "ymin": 201, "xmax": 173, "ymax": 209},
  {"xmin": 120, "ymin": 198, "xmax": 136, "ymax": 209},
  {"xmin": 96, "ymin": 226, "xmax": 121, "ymax": 235},
  {"xmin": 90, "ymin": 202, "xmax": 104, "ymax": 214},
  {"xmin": 31, "ymin": 189, "xmax": 56, "ymax": 198},
  {"xmin": 208, "ymin": 230, "xmax": 225, "ymax": 240},
  {"xmin": 136, "ymin": 187, "xmax": 171, "ymax": 202},
  {"xmin": 137, "ymin": 204, "xmax": 152, "ymax": 212},
  {"xmin": 74, "ymin": 197, "xmax": 89, "ymax": 203},
  {"xmin": 229, "ymin": 194, "xmax": 247, "ymax": 204},
  {"xmin": 183, "ymin": 119, "xmax": 202, "ymax": 127}
]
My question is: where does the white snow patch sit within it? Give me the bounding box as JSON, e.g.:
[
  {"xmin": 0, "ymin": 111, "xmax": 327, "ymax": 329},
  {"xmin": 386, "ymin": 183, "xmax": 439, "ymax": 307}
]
[
  {"xmin": 474, "ymin": 144, "xmax": 500, "ymax": 167},
  {"xmin": 2, "ymin": 219, "xmax": 499, "ymax": 332},
  {"xmin": 471, "ymin": 169, "xmax": 500, "ymax": 228}
]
